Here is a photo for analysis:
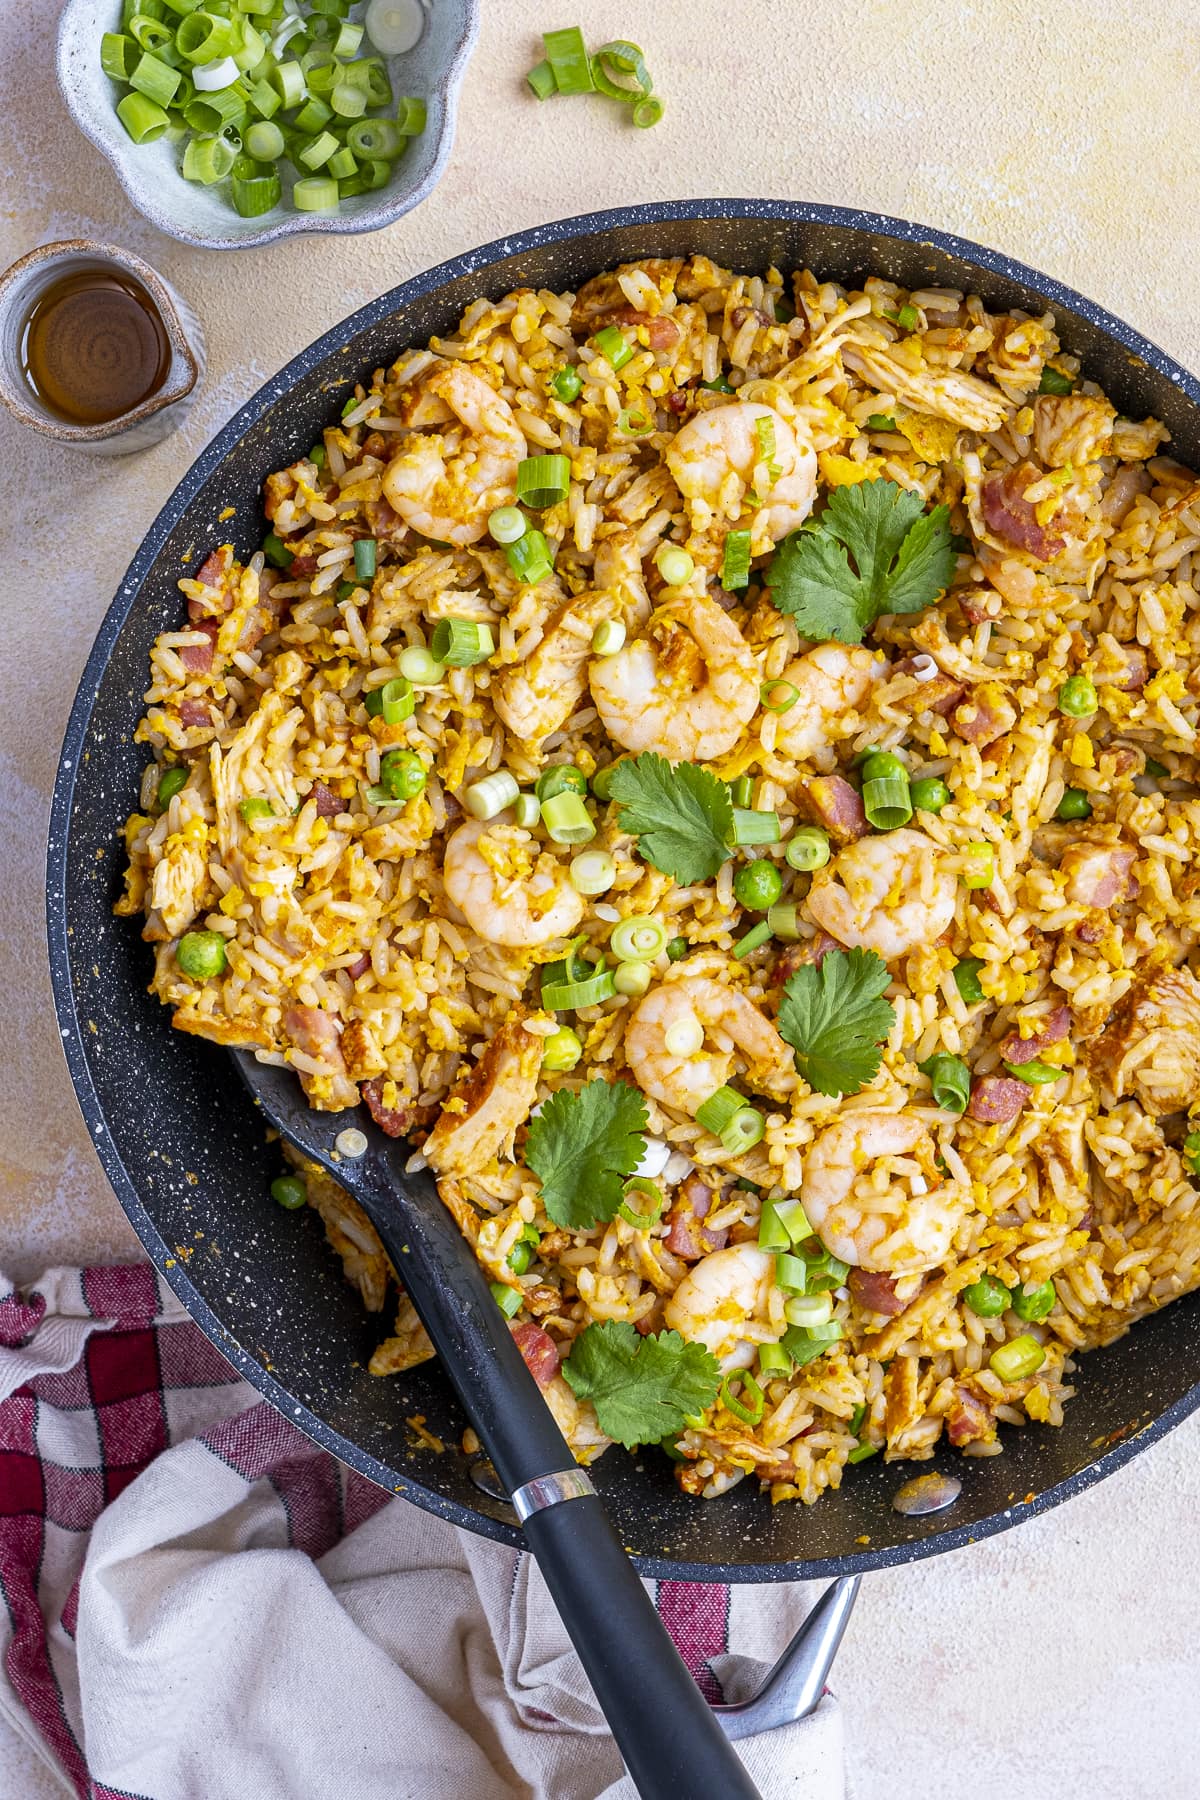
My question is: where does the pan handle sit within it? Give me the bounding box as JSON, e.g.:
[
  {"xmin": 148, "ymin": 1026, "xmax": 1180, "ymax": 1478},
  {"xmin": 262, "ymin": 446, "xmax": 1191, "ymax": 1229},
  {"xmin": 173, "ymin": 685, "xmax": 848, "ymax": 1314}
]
[{"xmin": 346, "ymin": 1145, "xmax": 762, "ymax": 1800}]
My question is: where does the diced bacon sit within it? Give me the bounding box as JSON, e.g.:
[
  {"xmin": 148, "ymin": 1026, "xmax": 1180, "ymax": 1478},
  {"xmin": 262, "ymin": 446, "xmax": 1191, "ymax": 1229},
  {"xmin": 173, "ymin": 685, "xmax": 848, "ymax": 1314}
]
[
  {"xmin": 955, "ymin": 585, "xmax": 1005, "ymax": 625},
  {"xmin": 511, "ymin": 1321, "xmax": 561, "ymax": 1389},
  {"xmin": 179, "ymin": 699, "xmax": 213, "ymax": 728},
  {"xmin": 635, "ymin": 1298, "xmax": 665, "ymax": 1337},
  {"xmin": 848, "ymin": 1269, "xmax": 909, "ymax": 1317},
  {"xmin": 364, "ymin": 496, "xmax": 408, "ymax": 544},
  {"xmin": 263, "ymin": 469, "xmax": 296, "ymax": 523},
  {"xmin": 361, "ymin": 431, "xmax": 387, "ymax": 461},
  {"xmin": 187, "ymin": 546, "xmax": 236, "ymax": 620},
  {"xmin": 1000, "ymin": 1005, "xmax": 1070, "ymax": 1066},
  {"xmin": 1105, "ymin": 644, "xmax": 1148, "ymax": 692},
  {"xmin": 893, "ymin": 657, "xmax": 965, "ymax": 715},
  {"xmin": 967, "ymin": 1075, "xmax": 1031, "ymax": 1124},
  {"xmin": 1075, "ymin": 920, "xmax": 1103, "ymax": 944},
  {"xmin": 195, "ymin": 546, "xmax": 233, "ymax": 589},
  {"xmin": 665, "ymin": 388, "xmax": 691, "ymax": 414},
  {"xmin": 949, "ymin": 683, "xmax": 1017, "ymax": 748},
  {"xmin": 178, "ymin": 619, "xmax": 219, "ymax": 673},
  {"xmin": 597, "ymin": 305, "xmax": 681, "ymax": 352},
  {"xmin": 664, "ymin": 1174, "xmax": 728, "ymax": 1261},
  {"xmin": 795, "ymin": 775, "xmax": 869, "ymax": 845},
  {"xmin": 285, "ymin": 1006, "xmax": 344, "ymax": 1064},
  {"xmin": 730, "ymin": 305, "xmax": 772, "ymax": 331},
  {"xmin": 288, "ymin": 553, "xmax": 319, "ymax": 579},
  {"xmin": 771, "ymin": 934, "xmax": 839, "ymax": 986},
  {"xmin": 360, "ymin": 1075, "xmax": 411, "ymax": 1138},
  {"xmin": 309, "ymin": 781, "xmax": 342, "ymax": 818},
  {"xmin": 346, "ymin": 952, "xmax": 372, "ymax": 980},
  {"xmin": 980, "ymin": 462, "xmax": 1065, "ymax": 562},
  {"xmin": 1061, "ymin": 843, "xmax": 1136, "ymax": 909},
  {"xmin": 945, "ymin": 1384, "xmax": 995, "ymax": 1447}
]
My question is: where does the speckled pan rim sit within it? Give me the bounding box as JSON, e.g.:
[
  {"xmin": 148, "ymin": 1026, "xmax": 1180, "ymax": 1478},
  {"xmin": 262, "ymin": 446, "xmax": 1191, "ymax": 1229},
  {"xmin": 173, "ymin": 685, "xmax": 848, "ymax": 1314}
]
[
  {"xmin": 54, "ymin": 0, "xmax": 480, "ymax": 250},
  {"xmin": 47, "ymin": 199, "xmax": 1200, "ymax": 1579}
]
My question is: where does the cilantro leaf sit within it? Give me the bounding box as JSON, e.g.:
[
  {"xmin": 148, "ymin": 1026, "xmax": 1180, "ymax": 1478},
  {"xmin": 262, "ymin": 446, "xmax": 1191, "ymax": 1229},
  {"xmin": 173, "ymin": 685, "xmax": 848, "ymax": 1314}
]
[
  {"xmin": 562, "ymin": 1321, "xmax": 722, "ymax": 1449},
  {"xmin": 524, "ymin": 1078, "xmax": 648, "ymax": 1230},
  {"xmin": 608, "ymin": 753, "xmax": 733, "ymax": 885},
  {"xmin": 777, "ymin": 947, "xmax": 895, "ymax": 1096},
  {"xmin": 765, "ymin": 478, "xmax": 956, "ymax": 645}
]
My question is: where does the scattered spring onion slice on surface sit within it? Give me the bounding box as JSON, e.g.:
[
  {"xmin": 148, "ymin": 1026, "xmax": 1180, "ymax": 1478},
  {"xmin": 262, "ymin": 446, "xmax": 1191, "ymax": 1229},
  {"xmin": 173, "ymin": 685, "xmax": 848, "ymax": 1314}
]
[
  {"xmin": 721, "ymin": 528, "xmax": 752, "ymax": 591},
  {"xmin": 733, "ymin": 921, "xmax": 773, "ymax": 960},
  {"xmin": 760, "ymin": 678, "xmax": 799, "ymax": 714},
  {"xmin": 430, "ymin": 618, "xmax": 494, "ymax": 666},
  {"xmin": 617, "ymin": 1176, "xmax": 664, "ymax": 1230},
  {"xmin": 592, "ymin": 324, "xmax": 633, "ymax": 371},
  {"xmin": 655, "ymin": 544, "xmax": 694, "ymax": 587},
  {"xmin": 719, "ymin": 1371, "xmax": 764, "ymax": 1427},
  {"xmin": 517, "ymin": 454, "xmax": 571, "ymax": 508},
  {"xmin": 918, "ymin": 1053, "xmax": 970, "ymax": 1115},
  {"xmin": 591, "ymin": 618, "xmax": 626, "ymax": 656},
  {"xmin": 613, "ymin": 961, "xmax": 652, "ymax": 997},
  {"xmin": 507, "ymin": 528, "xmax": 554, "ymax": 585},
  {"xmin": 569, "ymin": 849, "xmax": 616, "ymax": 895},
  {"xmin": 730, "ymin": 807, "xmax": 781, "ymax": 846},
  {"xmin": 766, "ymin": 902, "xmax": 800, "ymax": 941},
  {"xmin": 541, "ymin": 791, "xmax": 596, "ymax": 845},
  {"xmin": 953, "ymin": 957, "xmax": 985, "ymax": 1003},
  {"xmin": 397, "ymin": 645, "xmax": 441, "ymax": 685},
  {"xmin": 513, "ymin": 792, "xmax": 541, "ymax": 829},
  {"xmin": 989, "ymin": 1334, "xmax": 1045, "ymax": 1381},
  {"xmin": 611, "ymin": 916, "xmax": 668, "ymax": 963},
  {"xmin": 462, "ymin": 771, "xmax": 519, "ymax": 821},
  {"xmin": 488, "ymin": 505, "xmax": 527, "ymax": 545}
]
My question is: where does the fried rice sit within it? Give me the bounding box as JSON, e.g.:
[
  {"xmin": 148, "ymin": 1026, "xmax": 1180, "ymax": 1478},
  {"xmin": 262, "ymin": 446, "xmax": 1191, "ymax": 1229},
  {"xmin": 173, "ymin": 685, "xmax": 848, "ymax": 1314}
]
[{"xmin": 116, "ymin": 253, "xmax": 1200, "ymax": 1506}]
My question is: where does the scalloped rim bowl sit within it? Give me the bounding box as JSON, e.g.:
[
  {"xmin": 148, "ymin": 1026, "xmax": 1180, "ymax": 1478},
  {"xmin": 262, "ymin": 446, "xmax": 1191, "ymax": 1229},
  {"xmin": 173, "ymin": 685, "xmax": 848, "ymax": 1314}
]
[{"xmin": 55, "ymin": 0, "xmax": 479, "ymax": 250}]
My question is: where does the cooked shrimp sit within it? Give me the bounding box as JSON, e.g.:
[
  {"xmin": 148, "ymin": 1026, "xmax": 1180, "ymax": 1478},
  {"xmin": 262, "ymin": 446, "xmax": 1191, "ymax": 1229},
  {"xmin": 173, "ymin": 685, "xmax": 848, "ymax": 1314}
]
[
  {"xmin": 806, "ymin": 827, "xmax": 957, "ymax": 961},
  {"xmin": 665, "ymin": 401, "xmax": 818, "ymax": 543},
  {"xmin": 593, "ymin": 527, "xmax": 652, "ymax": 630},
  {"xmin": 771, "ymin": 644, "xmax": 884, "ymax": 770},
  {"xmin": 623, "ymin": 975, "xmax": 792, "ymax": 1114},
  {"xmin": 382, "ymin": 362, "xmax": 525, "ymax": 546},
  {"xmin": 443, "ymin": 815, "xmax": 585, "ymax": 947},
  {"xmin": 424, "ymin": 1012, "xmax": 548, "ymax": 1177},
  {"xmin": 492, "ymin": 590, "xmax": 614, "ymax": 743},
  {"xmin": 663, "ymin": 1243, "xmax": 776, "ymax": 1371},
  {"xmin": 589, "ymin": 588, "xmax": 759, "ymax": 760},
  {"xmin": 801, "ymin": 1112, "xmax": 965, "ymax": 1274}
]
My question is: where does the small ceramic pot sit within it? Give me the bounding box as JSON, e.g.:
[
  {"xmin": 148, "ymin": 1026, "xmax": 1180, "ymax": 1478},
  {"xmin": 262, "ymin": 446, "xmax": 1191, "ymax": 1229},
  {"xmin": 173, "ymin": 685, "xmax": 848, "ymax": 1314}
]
[{"xmin": 0, "ymin": 239, "xmax": 205, "ymax": 454}]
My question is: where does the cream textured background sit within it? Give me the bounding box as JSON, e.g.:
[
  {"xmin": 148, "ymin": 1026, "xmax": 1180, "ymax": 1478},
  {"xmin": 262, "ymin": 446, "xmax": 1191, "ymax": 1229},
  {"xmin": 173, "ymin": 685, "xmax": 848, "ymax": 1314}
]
[{"xmin": 2, "ymin": 0, "xmax": 1199, "ymax": 1793}]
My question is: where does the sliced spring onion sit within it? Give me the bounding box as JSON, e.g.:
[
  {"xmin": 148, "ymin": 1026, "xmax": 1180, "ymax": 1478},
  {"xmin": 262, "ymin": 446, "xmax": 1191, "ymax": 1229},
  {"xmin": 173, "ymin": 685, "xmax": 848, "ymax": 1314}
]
[
  {"xmin": 866, "ymin": 412, "xmax": 897, "ymax": 431},
  {"xmin": 535, "ymin": 764, "xmax": 587, "ymax": 802},
  {"xmin": 784, "ymin": 1292, "xmax": 834, "ymax": 1329},
  {"xmin": 611, "ymin": 916, "xmax": 669, "ymax": 963},
  {"xmin": 781, "ymin": 1320, "xmax": 844, "ymax": 1367},
  {"xmin": 191, "ymin": 52, "xmax": 239, "ymax": 92},
  {"xmin": 863, "ymin": 773, "xmax": 912, "ymax": 831},
  {"xmin": 345, "ymin": 116, "xmax": 402, "ymax": 159},
  {"xmin": 785, "ymin": 827, "xmax": 830, "ymax": 872},
  {"xmin": 734, "ymin": 921, "xmax": 773, "ymax": 960},
  {"xmin": 953, "ymin": 957, "xmax": 985, "ymax": 1003},
  {"xmin": 182, "ymin": 131, "xmax": 236, "ymax": 182},
  {"xmin": 540, "ymin": 791, "xmax": 596, "ymax": 845},
  {"xmin": 232, "ymin": 169, "xmax": 281, "ymax": 216},
  {"xmin": 430, "ymin": 618, "xmax": 494, "ymax": 667},
  {"xmin": 632, "ymin": 95, "xmax": 664, "ymax": 128},
  {"xmin": 759, "ymin": 678, "xmax": 799, "ymax": 714},
  {"xmin": 775, "ymin": 1198, "xmax": 812, "ymax": 1244},
  {"xmin": 333, "ymin": 19, "xmax": 363, "ymax": 57},
  {"xmin": 774, "ymin": 1250, "xmax": 808, "ymax": 1293},
  {"xmin": 516, "ymin": 453, "xmax": 571, "ymax": 509},
  {"xmin": 613, "ymin": 960, "xmax": 652, "ymax": 997},
  {"xmin": 397, "ymin": 645, "xmax": 442, "ymax": 685},
  {"xmin": 591, "ymin": 325, "xmax": 632, "ymax": 370},
  {"xmin": 695, "ymin": 1086, "xmax": 743, "ymax": 1136},
  {"xmin": 569, "ymin": 848, "xmax": 616, "ymax": 895},
  {"xmin": 353, "ymin": 537, "xmax": 377, "ymax": 580},
  {"xmin": 847, "ymin": 1442, "xmax": 879, "ymax": 1463},
  {"xmin": 331, "ymin": 82, "xmax": 368, "ymax": 118},
  {"xmin": 506, "ymin": 529, "xmax": 554, "ymax": 586},
  {"xmin": 272, "ymin": 59, "xmax": 307, "ymax": 107},
  {"xmin": 731, "ymin": 775, "xmax": 752, "ymax": 808},
  {"xmin": 299, "ymin": 128, "xmax": 339, "ymax": 169},
  {"xmin": 961, "ymin": 842, "xmax": 995, "ymax": 889},
  {"xmin": 543, "ymin": 24, "xmax": 594, "ymax": 94},
  {"xmin": 129, "ymin": 16, "xmax": 174, "ymax": 55},
  {"xmin": 292, "ymin": 175, "xmax": 339, "ymax": 211},
  {"xmin": 918, "ymin": 1052, "xmax": 970, "ymax": 1115},
  {"xmin": 655, "ymin": 544, "xmax": 694, "ymax": 587},
  {"xmin": 462, "ymin": 771, "xmax": 519, "ymax": 821},
  {"xmin": 176, "ymin": 12, "xmax": 240, "ymax": 63},
  {"xmin": 895, "ymin": 303, "xmax": 920, "ymax": 331},
  {"xmin": 664, "ymin": 1016, "xmax": 704, "ymax": 1057},
  {"xmin": 591, "ymin": 618, "xmax": 625, "ymax": 656},
  {"xmin": 590, "ymin": 38, "xmax": 653, "ymax": 101},
  {"xmin": 757, "ymin": 1203, "xmax": 790, "ymax": 1252},
  {"xmin": 989, "ymin": 1334, "xmax": 1045, "ymax": 1382},
  {"xmin": 117, "ymin": 91, "xmax": 171, "ymax": 141},
  {"xmin": 157, "ymin": 765, "xmax": 189, "ymax": 807},
  {"xmin": 513, "ymin": 792, "xmax": 541, "ymax": 829},
  {"xmin": 730, "ymin": 807, "xmax": 781, "ymax": 846},
  {"xmin": 526, "ymin": 57, "xmax": 555, "ymax": 99},
  {"xmin": 488, "ymin": 505, "xmax": 526, "ymax": 545},
  {"xmin": 490, "ymin": 1281, "xmax": 522, "ymax": 1319},
  {"xmin": 238, "ymin": 796, "xmax": 274, "ymax": 824},
  {"xmin": 719, "ymin": 1370, "xmax": 765, "ymax": 1427},
  {"xmin": 541, "ymin": 1026, "xmax": 582, "ymax": 1072},
  {"xmin": 618, "ymin": 1176, "xmax": 664, "ymax": 1229},
  {"xmin": 701, "ymin": 375, "xmax": 733, "ymax": 393},
  {"xmin": 328, "ymin": 147, "xmax": 359, "ymax": 181},
  {"xmin": 101, "ymin": 31, "xmax": 138, "ymax": 80},
  {"xmin": 617, "ymin": 406, "xmax": 653, "ymax": 437},
  {"xmin": 364, "ymin": 0, "xmax": 424, "ymax": 56},
  {"xmin": 758, "ymin": 1343, "xmax": 793, "ymax": 1376},
  {"xmin": 363, "ymin": 676, "xmax": 414, "ymax": 726},
  {"xmin": 541, "ymin": 962, "xmax": 616, "ymax": 1010},
  {"xmin": 361, "ymin": 157, "xmax": 391, "ymax": 191},
  {"xmin": 1003, "ymin": 1058, "xmax": 1063, "ymax": 1085},
  {"xmin": 1039, "ymin": 365, "xmax": 1073, "ymax": 395},
  {"xmin": 721, "ymin": 528, "xmax": 752, "ymax": 591},
  {"xmin": 245, "ymin": 118, "xmax": 284, "ymax": 160},
  {"xmin": 766, "ymin": 902, "xmax": 800, "ymax": 941}
]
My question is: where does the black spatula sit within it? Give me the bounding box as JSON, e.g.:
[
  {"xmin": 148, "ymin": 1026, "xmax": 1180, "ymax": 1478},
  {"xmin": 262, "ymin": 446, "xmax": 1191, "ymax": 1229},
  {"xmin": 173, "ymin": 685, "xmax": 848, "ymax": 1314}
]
[{"xmin": 234, "ymin": 1052, "xmax": 761, "ymax": 1800}]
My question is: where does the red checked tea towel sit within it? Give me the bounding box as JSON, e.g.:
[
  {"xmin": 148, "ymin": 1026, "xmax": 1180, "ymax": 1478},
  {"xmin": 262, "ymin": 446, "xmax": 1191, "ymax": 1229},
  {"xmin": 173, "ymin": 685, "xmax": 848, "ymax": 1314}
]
[{"xmin": 0, "ymin": 1265, "xmax": 847, "ymax": 1800}]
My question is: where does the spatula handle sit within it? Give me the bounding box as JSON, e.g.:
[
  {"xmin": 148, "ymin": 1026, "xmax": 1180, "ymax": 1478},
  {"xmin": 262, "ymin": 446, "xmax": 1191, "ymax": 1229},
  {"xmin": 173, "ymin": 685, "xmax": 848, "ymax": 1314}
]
[{"xmin": 350, "ymin": 1148, "xmax": 761, "ymax": 1800}]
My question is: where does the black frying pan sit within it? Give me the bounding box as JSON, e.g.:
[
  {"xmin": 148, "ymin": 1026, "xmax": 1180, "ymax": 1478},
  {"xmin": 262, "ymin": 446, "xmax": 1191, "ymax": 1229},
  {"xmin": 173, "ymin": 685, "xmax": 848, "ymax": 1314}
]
[{"xmin": 46, "ymin": 201, "xmax": 1200, "ymax": 1585}]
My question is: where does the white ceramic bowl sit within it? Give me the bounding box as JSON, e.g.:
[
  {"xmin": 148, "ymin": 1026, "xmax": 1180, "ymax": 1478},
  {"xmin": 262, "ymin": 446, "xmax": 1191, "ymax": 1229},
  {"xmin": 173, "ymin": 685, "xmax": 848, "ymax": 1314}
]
[{"xmin": 56, "ymin": 0, "xmax": 479, "ymax": 250}]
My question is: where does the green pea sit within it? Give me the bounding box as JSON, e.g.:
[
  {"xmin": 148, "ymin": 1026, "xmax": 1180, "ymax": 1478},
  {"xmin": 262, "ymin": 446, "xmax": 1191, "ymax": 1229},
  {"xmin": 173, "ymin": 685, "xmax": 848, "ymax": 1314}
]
[
  {"xmin": 550, "ymin": 365, "xmax": 583, "ymax": 403},
  {"xmin": 1011, "ymin": 1279, "xmax": 1056, "ymax": 1323},
  {"xmin": 379, "ymin": 750, "xmax": 427, "ymax": 802},
  {"xmin": 542, "ymin": 1027, "xmax": 582, "ymax": 1072},
  {"xmin": 911, "ymin": 777, "xmax": 951, "ymax": 814},
  {"xmin": 733, "ymin": 859, "xmax": 784, "ymax": 912},
  {"xmin": 536, "ymin": 763, "xmax": 588, "ymax": 803},
  {"xmin": 1058, "ymin": 675, "xmax": 1098, "ymax": 718},
  {"xmin": 271, "ymin": 1175, "xmax": 307, "ymax": 1210},
  {"xmin": 1184, "ymin": 1132, "xmax": 1200, "ymax": 1175},
  {"xmin": 1056, "ymin": 787, "xmax": 1093, "ymax": 821},
  {"xmin": 665, "ymin": 936, "xmax": 690, "ymax": 962},
  {"xmin": 963, "ymin": 1274, "xmax": 1011, "ymax": 1318},
  {"xmin": 508, "ymin": 1237, "xmax": 537, "ymax": 1275},
  {"xmin": 238, "ymin": 797, "xmax": 274, "ymax": 823},
  {"xmin": 953, "ymin": 957, "xmax": 985, "ymax": 1004},
  {"xmin": 157, "ymin": 765, "xmax": 188, "ymax": 807},
  {"xmin": 861, "ymin": 750, "xmax": 906, "ymax": 783},
  {"xmin": 176, "ymin": 930, "xmax": 227, "ymax": 980}
]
